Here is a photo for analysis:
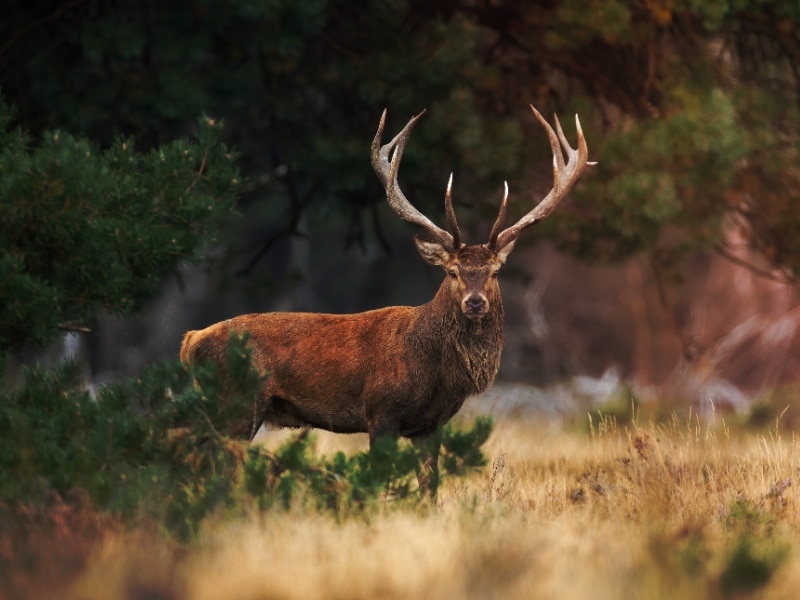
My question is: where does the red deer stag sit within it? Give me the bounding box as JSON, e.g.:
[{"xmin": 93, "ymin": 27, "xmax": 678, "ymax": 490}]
[{"xmin": 180, "ymin": 105, "xmax": 591, "ymax": 494}]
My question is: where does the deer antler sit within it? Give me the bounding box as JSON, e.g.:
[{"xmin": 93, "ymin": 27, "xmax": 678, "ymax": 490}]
[
  {"xmin": 487, "ymin": 181, "xmax": 509, "ymax": 250},
  {"xmin": 372, "ymin": 110, "xmax": 461, "ymax": 251},
  {"xmin": 490, "ymin": 105, "xmax": 593, "ymax": 251}
]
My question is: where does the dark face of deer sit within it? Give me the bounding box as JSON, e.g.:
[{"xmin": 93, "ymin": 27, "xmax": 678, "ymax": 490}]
[{"xmin": 415, "ymin": 238, "xmax": 516, "ymax": 321}]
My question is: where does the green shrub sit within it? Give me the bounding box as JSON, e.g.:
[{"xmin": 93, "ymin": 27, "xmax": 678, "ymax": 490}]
[{"xmin": 0, "ymin": 333, "xmax": 493, "ymax": 541}]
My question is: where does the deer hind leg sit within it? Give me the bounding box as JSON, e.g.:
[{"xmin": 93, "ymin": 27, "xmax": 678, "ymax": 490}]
[{"xmin": 411, "ymin": 426, "xmax": 443, "ymax": 498}]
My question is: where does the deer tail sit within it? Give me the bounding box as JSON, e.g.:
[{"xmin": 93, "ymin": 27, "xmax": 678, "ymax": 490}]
[{"xmin": 179, "ymin": 330, "xmax": 199, "ymax": 365}]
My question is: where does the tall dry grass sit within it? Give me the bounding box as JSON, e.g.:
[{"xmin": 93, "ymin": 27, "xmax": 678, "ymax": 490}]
[{"xmin": 19, "ymin": 411, "xmax": 800, "ymax": 599}]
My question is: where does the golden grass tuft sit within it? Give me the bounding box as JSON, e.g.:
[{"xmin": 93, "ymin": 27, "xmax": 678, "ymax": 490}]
[{"xmin": 14, "ymin": 413, "xmax": 800, "ymax": 599}]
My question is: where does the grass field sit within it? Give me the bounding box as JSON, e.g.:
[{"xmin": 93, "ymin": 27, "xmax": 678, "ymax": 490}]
[{"xmin": 7, "ymin": 399, "xmax": 800, "ymax": 600}]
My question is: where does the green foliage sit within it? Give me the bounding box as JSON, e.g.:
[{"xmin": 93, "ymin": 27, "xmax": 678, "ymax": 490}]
[
  {"xmin": 240, "ymin": 419, "xmax": 492, "ymax": 520},
  {"xmin": 440, "ymin": 417, "xmax": 493, "ymax": 476},
  {"xmin": 0, "ymin": 1, "xmax": 521, "ymax": 280},
  {"xmin": 0, "ymin": 333, "xmax": 251, "ymax": 538},
  {"xmin": 243, "ymin": 434, "xmax": 419, "ymax": 515},
  {"xmin": 742, "ymin": 383, "xmax": 800, "ymax": 430},
  {"xmin": 719, "ymin": 538, "xmax": 776, "ymax": 595},
  {"xmin": 0, "ymin": 94, "xmax": 239, "ymax": 353},
  {"xmin": 0, "ymin": 331, "xmax": 493, "ymax": 541},
  {"xmin": 5, "ymin": 0, "xmax": 800, "ymax": 287},
  {"xmin": 716, "ymin": 492, "xmax": 791, "ymax": 595},
  {"xmin": 546, "ymin": 0, "xmax": 634, "ymax": 49},
  {"xmin": 0, "ymin": 2, "xmax": 797, "ymax": 255},
  {"xmin": 562, "ymin": 87, "xmax": 748, "ymax": 262}
]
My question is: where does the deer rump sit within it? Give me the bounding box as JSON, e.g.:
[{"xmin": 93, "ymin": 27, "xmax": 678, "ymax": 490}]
[{"xmin": 180, "ymin": 305, "xmax": 502, "ymax": 442}]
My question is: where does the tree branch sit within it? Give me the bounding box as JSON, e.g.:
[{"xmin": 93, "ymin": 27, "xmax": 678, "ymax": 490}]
[{"xmin": 713, "ymin": 243, "xmax": 795, "ymax": 285}]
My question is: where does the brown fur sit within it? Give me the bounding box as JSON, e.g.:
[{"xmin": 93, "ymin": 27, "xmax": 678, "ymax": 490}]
[{"xmin": 180, "ymin": 243, "xmax": 510, "ymax": 446}]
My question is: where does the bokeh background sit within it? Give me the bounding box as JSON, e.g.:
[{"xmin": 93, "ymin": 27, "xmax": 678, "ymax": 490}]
[{"xmin": 5, "ymin": 0, "xmax": 800, "ymax": 413}]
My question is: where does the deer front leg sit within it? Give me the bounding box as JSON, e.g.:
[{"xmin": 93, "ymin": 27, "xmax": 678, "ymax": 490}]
[{"xmin": 411, "ymin": 426, "xmax": 443, "ymax": 498}]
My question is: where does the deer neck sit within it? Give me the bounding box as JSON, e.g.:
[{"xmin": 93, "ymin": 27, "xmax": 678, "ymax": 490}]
[{"xmin": 414, "ymin": 285, "xmax": 505, "ymax": 393}]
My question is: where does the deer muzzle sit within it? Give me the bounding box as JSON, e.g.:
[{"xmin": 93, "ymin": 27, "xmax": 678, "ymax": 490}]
[{"xmin": 461, "ymin": 293, "xmax": 489, "ymax": 320}]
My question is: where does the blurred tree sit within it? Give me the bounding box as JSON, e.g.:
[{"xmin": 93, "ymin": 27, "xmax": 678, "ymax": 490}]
[
  {"xmin": 2, "ymin": 0, "xmax": 800, "ymax": 293},
  {"xmin": 0, "ymin": 0, "xmax": 536, "ymax": 288},
  {"xmin": 522, "ymin": 0, "xmax": 800, "ymax": 284},
  {"xmin": 0, "ymin": 95, "xmax": 239, "ymax": 356}
]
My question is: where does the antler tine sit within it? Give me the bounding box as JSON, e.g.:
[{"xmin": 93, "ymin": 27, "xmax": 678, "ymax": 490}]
[
  {"xmin": 553, "ymin": 113, "xmax": 574, "ymax": 161},
  {"xmin": 538, "ymin": 109, "xmax": 567, "ymax": 175},
  {"xmin": 371, "ymin": 109, "xmax": 456, "ymax": 250},
  {"xmin": 444, "ymin": 173, "xmax": 462, "ymax": 249},
  {"xmin": 493, "ymin": 105, "xmax": 591, "ymax": 251},
  {"xmin": 487, "ymin": 181, "xmax": 508, "ymax": 250}
]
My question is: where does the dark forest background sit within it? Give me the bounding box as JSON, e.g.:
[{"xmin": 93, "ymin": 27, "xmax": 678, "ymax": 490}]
[{"xmin": 4, "ymin": 0, "xmax": 800, "ymax": 407}]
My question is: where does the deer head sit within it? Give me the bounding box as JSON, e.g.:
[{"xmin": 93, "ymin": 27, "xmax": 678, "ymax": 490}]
[{"xmin": 371, "ymin": 106, "xmax": 591, "ymax": 322}]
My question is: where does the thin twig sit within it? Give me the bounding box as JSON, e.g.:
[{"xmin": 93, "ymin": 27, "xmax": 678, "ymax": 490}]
[
  {"xmin": 185, "ymin": 124, "xmax": 213, "ymax": 195},
  {"xmin": 713, "ymin": 243, "xmax": 795, "ymax": 285},
  {"xmin": 58, "ymin": 322, "xmax": 91, "ymax": 333}
]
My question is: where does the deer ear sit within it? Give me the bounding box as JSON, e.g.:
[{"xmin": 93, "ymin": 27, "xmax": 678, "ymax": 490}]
[
  {"xmin": 495, "ymin": 239, "xmax": 516, "ymax": 264},
  {"xmin": 414, "ymin": 236, "xmax": 452, "ymax": 267}
]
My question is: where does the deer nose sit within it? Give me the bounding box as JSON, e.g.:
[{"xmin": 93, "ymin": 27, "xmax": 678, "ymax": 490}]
[{"xmin": 463, "ymin": 294, "xmax": 487, "ymax": 315}]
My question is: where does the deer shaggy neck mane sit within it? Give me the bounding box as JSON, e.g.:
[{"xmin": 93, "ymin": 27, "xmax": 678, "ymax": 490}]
[{"xmin": 412, "ymin": 257, "xmax": 504, "ymax": 396}]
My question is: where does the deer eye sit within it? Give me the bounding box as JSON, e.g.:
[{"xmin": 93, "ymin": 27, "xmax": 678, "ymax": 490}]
[{"xmin": 448, "ymin": 269, "xmax": 458, "ymax": 279}]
